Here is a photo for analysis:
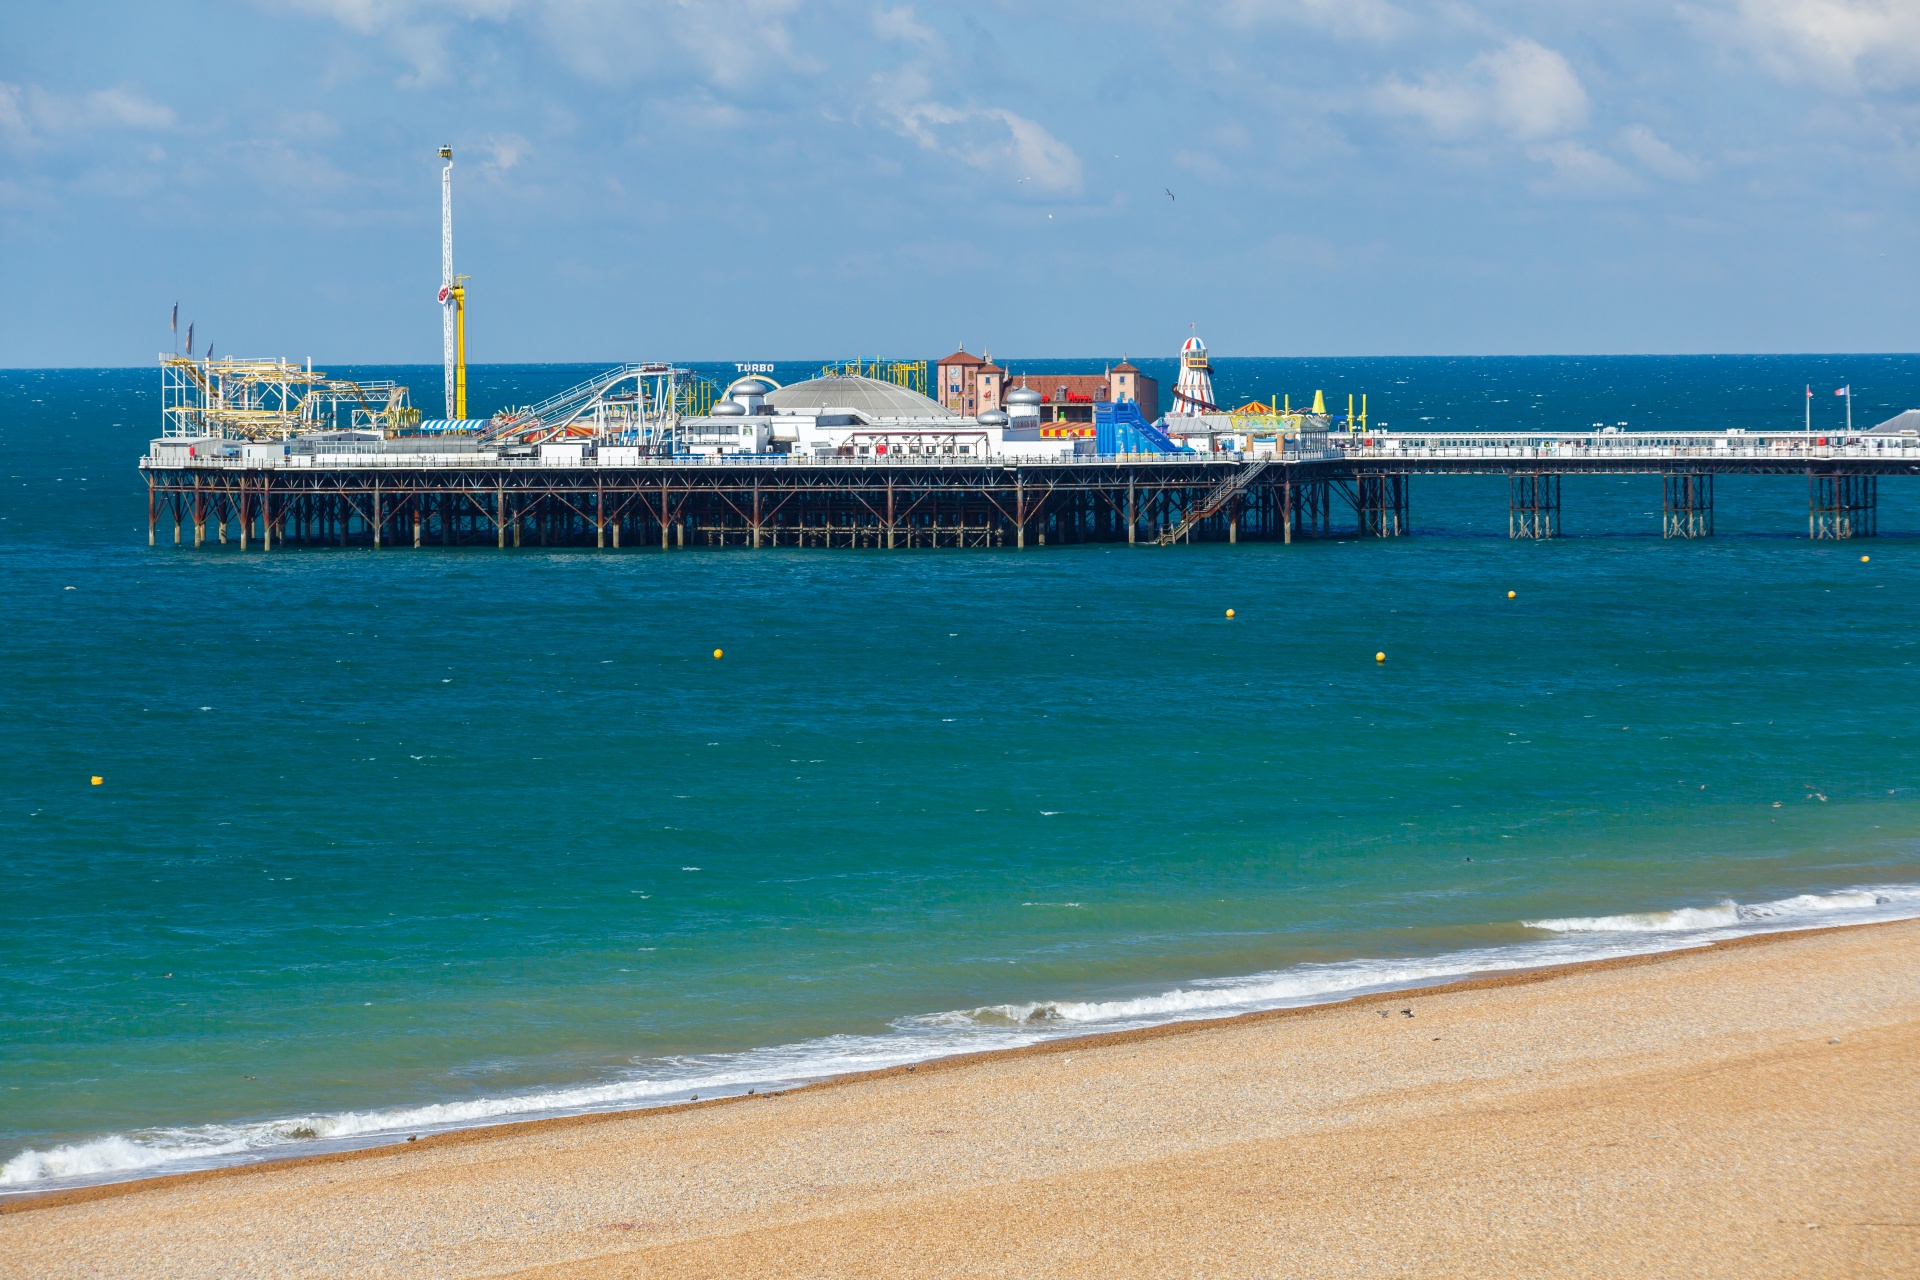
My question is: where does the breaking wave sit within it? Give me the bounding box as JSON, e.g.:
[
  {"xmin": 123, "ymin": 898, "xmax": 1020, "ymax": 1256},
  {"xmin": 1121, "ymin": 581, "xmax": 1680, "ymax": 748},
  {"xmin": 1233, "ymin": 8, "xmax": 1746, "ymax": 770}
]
[
  {"xmin": 1523, "ymin": 888, "xmax": 1903, "ymax": 934},
  {"xmin": 7, "ymin": 881, "xmax": 1916, "ymax": 1193}
]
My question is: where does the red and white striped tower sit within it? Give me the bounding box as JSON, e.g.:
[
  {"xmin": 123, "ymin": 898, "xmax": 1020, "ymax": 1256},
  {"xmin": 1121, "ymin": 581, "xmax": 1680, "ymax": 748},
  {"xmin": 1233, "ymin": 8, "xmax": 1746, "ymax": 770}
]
[{"xmin": 1172, "ymin": 332, "xmax": 1216, "ymax": 414}]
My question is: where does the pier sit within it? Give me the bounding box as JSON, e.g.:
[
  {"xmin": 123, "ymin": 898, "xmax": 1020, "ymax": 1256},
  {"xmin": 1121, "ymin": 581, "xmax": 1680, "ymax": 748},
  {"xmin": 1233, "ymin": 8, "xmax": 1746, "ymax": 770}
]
[{"xmin": 142, "ymin": 433, "xmax": 1920, "ymax": 550}]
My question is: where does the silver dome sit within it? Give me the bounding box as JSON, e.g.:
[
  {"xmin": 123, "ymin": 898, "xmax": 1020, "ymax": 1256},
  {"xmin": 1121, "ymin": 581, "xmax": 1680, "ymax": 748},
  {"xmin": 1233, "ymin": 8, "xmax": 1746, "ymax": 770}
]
[
  {"xmin": 977, "ymin": 409, "xmax": 1009, "ymax": 426},
  {"xmin": 709, "ymin": 401, "xmax": 747, "ymax": 417},
  {"xmin": 1004, "ymin": 387, "xmax": 1043, "ymax": 407},
  {"xmin": 763, "ymin": 375, "xmax": 952, "ymax": 418}
]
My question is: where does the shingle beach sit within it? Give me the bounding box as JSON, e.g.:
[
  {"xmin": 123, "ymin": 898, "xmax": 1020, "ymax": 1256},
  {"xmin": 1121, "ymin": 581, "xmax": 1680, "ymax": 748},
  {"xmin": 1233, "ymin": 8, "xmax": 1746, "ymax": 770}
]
[{"xmin": 6, "ymin": 918, "xmax": 1916, "ymax": 1279}]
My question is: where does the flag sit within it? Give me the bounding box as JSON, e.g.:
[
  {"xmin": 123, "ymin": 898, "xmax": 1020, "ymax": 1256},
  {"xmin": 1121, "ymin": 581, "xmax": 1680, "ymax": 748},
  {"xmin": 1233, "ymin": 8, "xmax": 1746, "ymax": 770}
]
[
  {"xmin": 170, "ymin": 303, "xmax": 178, "ymax": 335},
  {"xmin": 186, "ymin": 323, "xmax": 193, "ymax": 355},
  {"xmin": 1835, "ymin": 386, "xmax": 1849, "ymax": 396}
]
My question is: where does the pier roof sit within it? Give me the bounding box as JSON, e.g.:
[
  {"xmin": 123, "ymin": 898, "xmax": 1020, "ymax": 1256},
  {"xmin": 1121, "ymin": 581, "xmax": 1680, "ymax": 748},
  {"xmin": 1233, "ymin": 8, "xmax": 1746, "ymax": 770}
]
[{"xmin": 766, "ymin": 374, "xmax": 952, "ymax": 419}]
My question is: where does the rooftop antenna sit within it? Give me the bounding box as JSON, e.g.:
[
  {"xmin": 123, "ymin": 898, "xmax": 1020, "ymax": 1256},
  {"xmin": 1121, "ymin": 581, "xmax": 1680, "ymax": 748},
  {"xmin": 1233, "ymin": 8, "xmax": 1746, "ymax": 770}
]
[{"xmin": 436, "ymin": 146, "xmax": 467, "ymax": 420}]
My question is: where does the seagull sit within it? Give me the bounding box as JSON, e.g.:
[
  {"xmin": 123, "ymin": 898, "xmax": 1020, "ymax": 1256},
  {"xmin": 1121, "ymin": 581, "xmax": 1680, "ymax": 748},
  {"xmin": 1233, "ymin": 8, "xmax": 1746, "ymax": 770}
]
[{"xmin": 1164, "ymin": 188, "xmax": 1176, "ymax": 201}]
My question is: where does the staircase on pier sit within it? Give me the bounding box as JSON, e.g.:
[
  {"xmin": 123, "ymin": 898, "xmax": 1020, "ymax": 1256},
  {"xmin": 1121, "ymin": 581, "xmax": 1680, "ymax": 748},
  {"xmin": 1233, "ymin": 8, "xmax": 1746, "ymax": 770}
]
[{"xmin": 1156, "ymin": 459, "xmax": 1272, "ymax": 545}]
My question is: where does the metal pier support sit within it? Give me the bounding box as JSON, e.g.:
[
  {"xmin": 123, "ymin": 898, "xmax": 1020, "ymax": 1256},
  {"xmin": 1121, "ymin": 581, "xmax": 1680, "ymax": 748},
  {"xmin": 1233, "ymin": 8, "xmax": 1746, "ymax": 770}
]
[
  {"xmin": 1810, "ymin": 473, "xmax": 1876, "ymax": 539},
  {"xmin": 1509, "ymin": 472, "xmax": 1560, "ymax": 539},
  {"xmin": 1356, "ymin": 474, "xmax": 1408, "ymax": 537},
  {"xmin": 1662, "ymin": 472, "xmax": 1713, "ymax": 539}
]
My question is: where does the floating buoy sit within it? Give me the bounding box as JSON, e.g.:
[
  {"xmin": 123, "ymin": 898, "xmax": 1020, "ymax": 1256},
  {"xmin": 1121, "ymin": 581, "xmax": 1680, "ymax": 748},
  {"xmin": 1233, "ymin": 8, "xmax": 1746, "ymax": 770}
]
[
  {"xmin": 1375, "ymin": 651, "xmax": 1386, "ymax": 663},
  {"xmin": 90, "ymin": 776, "xmax": 103, "ymax": 786},
  {"xmin": 1507, "ymin": 590, "xmax": 1516, "ymax": 599},
  {"xmin": 712, "ymin": 648, "xmax": 723, "ymax": 660},
  {"xmin": 1225, "ymin": 608, "xmax": 1235, "ymax": 619},
  {"xmin": 1861, "ymin": 555, "xmax": 1870, "ymax": 563}
]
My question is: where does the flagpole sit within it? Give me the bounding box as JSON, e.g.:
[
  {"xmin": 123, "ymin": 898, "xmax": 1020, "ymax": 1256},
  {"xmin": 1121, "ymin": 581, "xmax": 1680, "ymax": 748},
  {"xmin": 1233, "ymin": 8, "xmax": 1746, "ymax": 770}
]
[
  {"xmin": 1846, "ymin": 386, "xmax": 1852, "ymax": 435},
  {"xmin": 1805, "ymin": 385, "xmax": 1810, "ymax": 433}
]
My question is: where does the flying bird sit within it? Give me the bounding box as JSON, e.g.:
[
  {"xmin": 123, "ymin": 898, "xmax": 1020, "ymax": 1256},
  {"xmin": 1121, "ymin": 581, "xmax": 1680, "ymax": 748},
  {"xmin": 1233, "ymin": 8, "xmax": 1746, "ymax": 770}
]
[{"xmin": 1164, "ymin": 188, "xmax": 1176, "ymax": 201}]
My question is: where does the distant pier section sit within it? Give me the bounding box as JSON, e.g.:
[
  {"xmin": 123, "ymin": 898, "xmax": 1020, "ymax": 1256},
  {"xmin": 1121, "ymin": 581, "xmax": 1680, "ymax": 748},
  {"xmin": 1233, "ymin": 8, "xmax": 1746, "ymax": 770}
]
[{"xmin": 142, "ymin": 353, "xmax": 1920, "ymax": 550}]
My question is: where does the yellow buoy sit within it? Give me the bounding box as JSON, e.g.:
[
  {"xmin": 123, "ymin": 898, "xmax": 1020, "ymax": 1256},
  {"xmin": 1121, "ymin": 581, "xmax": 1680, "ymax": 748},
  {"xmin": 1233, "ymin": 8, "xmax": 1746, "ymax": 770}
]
[
  {"xmin": 90, "ymin": 776, "xmax": 103, "ymax": 786},
  {"xmin": 1375, "ymin": 652, "xmax": 1386, "ymax": 663},
  {"xmin": 1861, "ymin": 555, "xmax": 1870, "ymax": 563},
  {"xmin": 713, "ymin": 648, "xmax": 724, "ymax": 660},
  {"xmin": 1507, "ymin": 590, "xmax": 1516, "ymax": 599},
  {"xmin": 1225, "ymin": 608, "xmax": 1235, "ymax": 619}
]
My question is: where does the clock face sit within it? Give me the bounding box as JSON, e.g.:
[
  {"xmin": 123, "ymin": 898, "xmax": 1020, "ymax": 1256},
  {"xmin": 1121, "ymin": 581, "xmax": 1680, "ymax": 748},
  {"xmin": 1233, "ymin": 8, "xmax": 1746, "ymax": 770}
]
[{"xmin": 437, "ymin": 286, "xmax": 451, "ymax": 303}]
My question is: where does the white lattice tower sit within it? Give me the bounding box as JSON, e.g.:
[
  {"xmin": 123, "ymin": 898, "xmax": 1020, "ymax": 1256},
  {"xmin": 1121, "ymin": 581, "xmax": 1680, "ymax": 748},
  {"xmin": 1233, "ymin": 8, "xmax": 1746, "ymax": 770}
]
[{"xmin": 439, "ymin": 147, "xmax": 455, "ymax": 417}]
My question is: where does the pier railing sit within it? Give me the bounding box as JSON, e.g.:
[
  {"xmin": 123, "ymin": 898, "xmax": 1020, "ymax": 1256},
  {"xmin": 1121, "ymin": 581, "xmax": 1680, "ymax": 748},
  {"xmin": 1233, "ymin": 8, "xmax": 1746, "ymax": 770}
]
[
  {"xmin": 141, "ymin": 451, "xmax": 1336, "ymax": 471},
  {"xmin": 139, "ymin": 440, "xmax": 1912, "ymax": 470}
]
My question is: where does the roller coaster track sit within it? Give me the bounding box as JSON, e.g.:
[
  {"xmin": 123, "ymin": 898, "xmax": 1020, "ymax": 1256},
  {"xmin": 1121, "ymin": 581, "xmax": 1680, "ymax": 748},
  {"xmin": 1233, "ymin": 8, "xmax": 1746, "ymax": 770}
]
[{"xmin": 481, "ymin": 365, "xmax": 655, "ymax": 445}]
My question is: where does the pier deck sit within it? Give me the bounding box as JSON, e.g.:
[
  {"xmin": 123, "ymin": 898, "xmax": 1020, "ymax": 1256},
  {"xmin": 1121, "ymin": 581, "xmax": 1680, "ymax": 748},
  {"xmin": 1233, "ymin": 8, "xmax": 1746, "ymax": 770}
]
[{"xmin": 141, "ymin": 435, "xmax": 1920, "ymax": 549}]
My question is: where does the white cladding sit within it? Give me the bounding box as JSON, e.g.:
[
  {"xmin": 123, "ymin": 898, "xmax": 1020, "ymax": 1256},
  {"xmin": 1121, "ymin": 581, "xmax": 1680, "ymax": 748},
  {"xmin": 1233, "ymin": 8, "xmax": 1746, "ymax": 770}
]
[
  {"xmin": 680, "ymin": 420, "xmax": 770, "ymax": 455},
  {"xmin": 669, "ymin": 409, "xmax": 1081, "ymax": 461},
  {"xmin": 780, "ymin": 410, "xmax": 1071, "ymax": 460}
]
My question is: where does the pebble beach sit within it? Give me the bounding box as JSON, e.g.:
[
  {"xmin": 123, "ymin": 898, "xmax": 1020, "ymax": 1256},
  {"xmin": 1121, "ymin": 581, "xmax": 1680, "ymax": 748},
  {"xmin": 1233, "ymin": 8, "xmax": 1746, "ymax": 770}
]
[{"xmin": 5, "ymin": 918, "xmax": 1915, "ymax": 1279}]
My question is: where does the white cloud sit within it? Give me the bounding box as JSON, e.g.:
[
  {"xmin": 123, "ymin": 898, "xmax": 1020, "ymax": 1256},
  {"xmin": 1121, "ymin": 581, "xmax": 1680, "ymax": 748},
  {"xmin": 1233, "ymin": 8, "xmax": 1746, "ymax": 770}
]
[
  {"xmin": 76, "ymin": 87, "xmax": 177, "ymax": 131},
  {"xmin": 0, "ymin": 84, "xmax": 27, "ymax": 148},
  {"xmin": 0, "ymin": 82, "xmax": 176, "ymax": 150},
  {"xmin": 1377, "ymin": 39, "xmax": 1588, "ymax": 142},
  {"xmin": 1621, "ymin": 124, "xmax": 1701, "ymax": 180},
  {"xmin": 1703, "ymin": 0, "xmax": 1920, "ymax": 91},
  {"xmin": 873, "ymin": 5, "xmax": 937, "ymax": 45},
  {"xmin": 1526, "ymin": 140, "xmax": 1638, "ymax": 193},
  {"xmin": 275, "ymin": 0, "xmax": 808, "ymax": 89},
  {"xmin": 891, "ymin": 102, "xmax": 1083, "ymax": 193},
  {"xmin": 481, "ymin": 132, "xmax": 532, "ymax": 175},
  {"xmin": 1218, "ymin": 0, "xmax": 1411, "ymax": 42}
]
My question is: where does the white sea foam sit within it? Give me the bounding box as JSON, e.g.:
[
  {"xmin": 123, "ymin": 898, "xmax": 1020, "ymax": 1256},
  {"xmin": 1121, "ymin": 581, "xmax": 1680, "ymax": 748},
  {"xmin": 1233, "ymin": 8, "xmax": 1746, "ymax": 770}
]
[
  {"xmin": 1524, "ymin": 887, "xmax": 1905, "ymax": 934},
  {"xmin": 7, "ymin": 880, "xmax": 1917, "ymax": 1193}
]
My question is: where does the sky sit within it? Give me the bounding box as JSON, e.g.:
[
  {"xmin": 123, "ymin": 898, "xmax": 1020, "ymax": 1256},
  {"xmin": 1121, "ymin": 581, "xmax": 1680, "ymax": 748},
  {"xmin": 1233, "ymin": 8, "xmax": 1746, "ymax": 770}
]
[{"xmin": 3, "ymin": 0, "xmax": 1919, "ymax": 365}]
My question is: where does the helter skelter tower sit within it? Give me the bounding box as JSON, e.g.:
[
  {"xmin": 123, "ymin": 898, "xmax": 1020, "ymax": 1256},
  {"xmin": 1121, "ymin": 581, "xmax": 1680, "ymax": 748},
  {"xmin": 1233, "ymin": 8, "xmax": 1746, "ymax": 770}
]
[
  {"xmin": 436, "ymin": 145, "xmax": 468, "ymax": 420},
  {"xmin": 1172, "ymin": 330, "xmax": 1216, "ymax": 414}
]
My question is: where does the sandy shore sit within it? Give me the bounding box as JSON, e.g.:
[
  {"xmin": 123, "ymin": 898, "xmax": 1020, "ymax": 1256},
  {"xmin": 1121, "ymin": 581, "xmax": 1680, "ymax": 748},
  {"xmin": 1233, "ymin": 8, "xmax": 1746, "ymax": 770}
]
[{"xmin": 5, "ymin": 920, "xmax": 1918, "ymax": 1279}]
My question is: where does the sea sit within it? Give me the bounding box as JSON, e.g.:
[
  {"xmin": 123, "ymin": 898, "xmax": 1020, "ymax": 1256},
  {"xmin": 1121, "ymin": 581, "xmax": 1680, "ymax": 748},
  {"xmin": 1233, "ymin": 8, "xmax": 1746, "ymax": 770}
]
[{"xmin": 3, "ymin": 354, "xmax": 1918, "ymax": 1193}]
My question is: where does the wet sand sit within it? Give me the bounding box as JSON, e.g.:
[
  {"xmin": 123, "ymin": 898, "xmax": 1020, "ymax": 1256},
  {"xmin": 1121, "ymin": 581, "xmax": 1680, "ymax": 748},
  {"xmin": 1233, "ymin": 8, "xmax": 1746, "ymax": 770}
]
[{"xmin": 5, "ymin": 919, "xmax": 1917, "ymax": 1279}]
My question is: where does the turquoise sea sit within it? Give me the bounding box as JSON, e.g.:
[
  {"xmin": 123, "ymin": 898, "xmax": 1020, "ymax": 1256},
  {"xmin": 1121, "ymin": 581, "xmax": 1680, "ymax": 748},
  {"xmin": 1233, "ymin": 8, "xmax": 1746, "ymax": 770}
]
[{"xmin": 3, "ymin": 355, "xmax": 1919, "ymax": 1191}]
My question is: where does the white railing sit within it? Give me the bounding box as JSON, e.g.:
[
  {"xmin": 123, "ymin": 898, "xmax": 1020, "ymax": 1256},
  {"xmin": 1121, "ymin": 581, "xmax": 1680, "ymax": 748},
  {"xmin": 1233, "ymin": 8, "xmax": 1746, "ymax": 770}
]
[
  {"xmin": 136, "ymin": 437, "xmax": 1909, "ymax": 471},
  {"xmin": 1338, "ymin": 444, "xmax": 1906, "ymax": 461},
  {"xmin": 141, "ymin": 451, "xmax": 1315, "ymax": 471}
]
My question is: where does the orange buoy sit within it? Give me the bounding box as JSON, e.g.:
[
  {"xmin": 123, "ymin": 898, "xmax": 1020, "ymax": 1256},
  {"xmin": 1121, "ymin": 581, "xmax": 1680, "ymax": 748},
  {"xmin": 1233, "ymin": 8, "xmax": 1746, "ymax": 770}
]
[
  {"xmin": 1375, "ymin": 652, "xmax": 1386, "ymax": 663},
  {"xmin": 713, "ymin": 648, "xmax": 724, "ymax": 660}
]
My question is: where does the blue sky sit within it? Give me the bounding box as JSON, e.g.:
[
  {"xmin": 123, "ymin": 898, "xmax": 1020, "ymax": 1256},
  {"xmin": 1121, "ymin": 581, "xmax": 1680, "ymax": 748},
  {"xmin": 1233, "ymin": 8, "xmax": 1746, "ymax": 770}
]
[{"xmin": 3, "ymin": 0, "xmax": 1918, "ymax": 365}]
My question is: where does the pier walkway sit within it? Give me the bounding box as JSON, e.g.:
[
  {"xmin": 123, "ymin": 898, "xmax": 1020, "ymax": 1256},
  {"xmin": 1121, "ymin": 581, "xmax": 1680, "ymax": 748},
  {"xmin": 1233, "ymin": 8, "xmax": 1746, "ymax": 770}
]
[{"xmin": 141, "ymin": 431, "xmax": 1920, "ymax": 549}]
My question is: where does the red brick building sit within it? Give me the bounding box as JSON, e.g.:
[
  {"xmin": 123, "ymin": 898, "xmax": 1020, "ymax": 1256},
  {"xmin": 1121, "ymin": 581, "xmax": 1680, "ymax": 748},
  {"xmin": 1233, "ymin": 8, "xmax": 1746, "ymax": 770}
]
[{"xmin": 936, "ymin": 350, "xmax": 1158, "ymax": 423}]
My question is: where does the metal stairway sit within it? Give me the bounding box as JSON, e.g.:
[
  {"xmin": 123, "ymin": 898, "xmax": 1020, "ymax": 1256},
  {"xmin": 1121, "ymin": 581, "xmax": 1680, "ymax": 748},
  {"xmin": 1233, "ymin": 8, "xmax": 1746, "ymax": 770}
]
[{"xmin": 1156, "ymin": 459, "xmax": 1271, "ymax": 545}]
